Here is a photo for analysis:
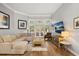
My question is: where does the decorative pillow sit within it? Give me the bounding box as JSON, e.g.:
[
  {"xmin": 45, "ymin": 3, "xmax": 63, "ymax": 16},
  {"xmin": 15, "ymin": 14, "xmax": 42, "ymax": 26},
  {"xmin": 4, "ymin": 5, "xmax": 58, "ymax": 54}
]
[{"xmin": 0, "ymin": 36, "xmax": 4, "ymax": 43}]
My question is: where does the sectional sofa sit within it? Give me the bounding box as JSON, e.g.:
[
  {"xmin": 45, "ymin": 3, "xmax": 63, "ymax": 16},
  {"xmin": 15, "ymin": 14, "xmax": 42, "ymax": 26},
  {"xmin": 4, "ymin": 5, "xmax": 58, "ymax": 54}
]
[{"xmin": 0, "ymin": 33, "xmax": 28, "ymax": 54}]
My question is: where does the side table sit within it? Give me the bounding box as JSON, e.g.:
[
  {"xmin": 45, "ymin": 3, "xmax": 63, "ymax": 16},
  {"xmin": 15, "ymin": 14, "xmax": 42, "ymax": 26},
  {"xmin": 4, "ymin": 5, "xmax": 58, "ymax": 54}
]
[{"xmin": 59, "ymin": 40, "xmax": 71, "ymax": 50}]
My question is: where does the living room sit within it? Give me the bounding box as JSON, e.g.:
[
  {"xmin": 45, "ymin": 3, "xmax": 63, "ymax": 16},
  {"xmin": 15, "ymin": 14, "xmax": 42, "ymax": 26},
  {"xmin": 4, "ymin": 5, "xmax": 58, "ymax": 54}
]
[{"xmin": 0, "ymin": 3, "xmax": 79, "ymax": 56}]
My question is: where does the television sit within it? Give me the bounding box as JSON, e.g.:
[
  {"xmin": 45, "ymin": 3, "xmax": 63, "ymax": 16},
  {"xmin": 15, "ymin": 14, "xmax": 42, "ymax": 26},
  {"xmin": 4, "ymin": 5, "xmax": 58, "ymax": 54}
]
[{"xmin": 54, "ymin": 21, "xmax": 64, "ymax": 33}]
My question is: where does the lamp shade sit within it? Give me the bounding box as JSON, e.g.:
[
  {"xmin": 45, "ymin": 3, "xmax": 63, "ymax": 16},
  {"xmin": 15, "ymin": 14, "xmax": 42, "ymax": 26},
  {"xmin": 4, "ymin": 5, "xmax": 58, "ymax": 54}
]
[{"xmin": 61, "ymin": 31, "xmax": 70, "ymax": 38}]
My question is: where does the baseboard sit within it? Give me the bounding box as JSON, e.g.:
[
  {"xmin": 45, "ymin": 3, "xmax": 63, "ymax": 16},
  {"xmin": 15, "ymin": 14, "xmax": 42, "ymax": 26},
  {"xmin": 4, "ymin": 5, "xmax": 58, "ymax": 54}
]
[{"xmin": 66, "ymin": 48, "xmax": 79, "ymax": 56}]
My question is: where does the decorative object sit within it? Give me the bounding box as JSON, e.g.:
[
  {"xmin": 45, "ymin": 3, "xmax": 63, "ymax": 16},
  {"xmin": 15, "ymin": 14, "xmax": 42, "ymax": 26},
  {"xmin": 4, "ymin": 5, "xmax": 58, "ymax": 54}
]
[
  {"xmin": 18, "ymin": 20, "xmax": 27, "ymax": 29},
  {"xmin": 54, "ymin": 21, "xmax": 64, "ymax": 33},
  {"xmin": 74, "ymin": 17, "xmax": 79, "ymax": 29},
  {"xmin": 44, "ymin": 32, "xmax": 52, "ymax": 41},
  {"xmin": 0, "ymin": 11, "xmax": 10, "ymax": 29}
]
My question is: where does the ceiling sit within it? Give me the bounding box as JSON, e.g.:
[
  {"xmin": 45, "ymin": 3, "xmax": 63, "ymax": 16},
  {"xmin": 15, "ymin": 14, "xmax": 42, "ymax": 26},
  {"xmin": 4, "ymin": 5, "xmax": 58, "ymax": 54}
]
[{"xmin": 3, "ymin": 3, "xmax": 62, "ymax": 15}]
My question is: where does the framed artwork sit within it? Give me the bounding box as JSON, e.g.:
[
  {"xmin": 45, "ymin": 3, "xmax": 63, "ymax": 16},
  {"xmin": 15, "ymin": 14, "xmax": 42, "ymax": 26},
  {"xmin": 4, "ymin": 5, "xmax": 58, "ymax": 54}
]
[
  {"xmin": 74, "ymin": 17, "xmax": 79, "ymax": 29},
  {"xmin": 0, "ymin": 11, "xmax": 10, "ymax": 29},
  {"xmin": 18, "ymin": 20, "xmax": 27, "ymax": 29},
  {"xmin": 54, "ymin": 21, "xmax": 64, "ymax": 33}
]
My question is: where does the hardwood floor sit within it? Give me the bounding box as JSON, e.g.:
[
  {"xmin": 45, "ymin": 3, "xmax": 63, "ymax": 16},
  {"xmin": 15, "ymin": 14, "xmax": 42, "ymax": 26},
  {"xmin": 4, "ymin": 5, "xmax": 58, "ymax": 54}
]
[
  {"xmin": 23, "ymin": 41, "xmax": 74, "ymax": 56},
  {"xmin": 0, "ymin": 41, "xmax": 74, "ymax": 56}
]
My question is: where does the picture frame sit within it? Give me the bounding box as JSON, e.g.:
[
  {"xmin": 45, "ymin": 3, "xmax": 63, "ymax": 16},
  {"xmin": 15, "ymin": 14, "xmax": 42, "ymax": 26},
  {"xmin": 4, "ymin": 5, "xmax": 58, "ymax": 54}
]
[
  {"xmin": 18, "ymin": 20, "xmax": 27, "ymax": 29},
  {"xmin": 0, "ymin": 11, "xmax": 10, "ymax": 29},
  {"xmin": 54, "ymin": 21, "xmax": 64, "ymax": 33},
  {"xmin": 74, "ymin": 17, "xmax": 79, "ymax": 29}
]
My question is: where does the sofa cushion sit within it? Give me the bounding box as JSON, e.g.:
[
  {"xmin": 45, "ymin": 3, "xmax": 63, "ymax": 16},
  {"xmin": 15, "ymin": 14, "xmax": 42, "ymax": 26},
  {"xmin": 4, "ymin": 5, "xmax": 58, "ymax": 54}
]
[
  {"xmin": 1, "ymin": 35, "xmax": 16, "ymax": 42},
  {"xmin": 12, "ymin": 41, "xmax": 28, "ymax": 50}
]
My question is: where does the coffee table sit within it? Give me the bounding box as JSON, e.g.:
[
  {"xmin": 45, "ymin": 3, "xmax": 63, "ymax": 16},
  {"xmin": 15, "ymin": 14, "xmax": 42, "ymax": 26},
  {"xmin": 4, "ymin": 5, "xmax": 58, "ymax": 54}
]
[{"xmin": 27, "ymin": 42, "xmax": 48, "ymax": 51}]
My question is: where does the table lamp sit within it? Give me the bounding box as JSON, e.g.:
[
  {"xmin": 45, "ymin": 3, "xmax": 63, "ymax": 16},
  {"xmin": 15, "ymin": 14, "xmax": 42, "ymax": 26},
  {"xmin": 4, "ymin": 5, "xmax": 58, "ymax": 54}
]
[
  {"xmin": 61, "ymin": 31, "xmax": 70, "ymax": 39},
  {"xmin": 59, "ymin": 31, "xmax": 70, "ymax": 42}
]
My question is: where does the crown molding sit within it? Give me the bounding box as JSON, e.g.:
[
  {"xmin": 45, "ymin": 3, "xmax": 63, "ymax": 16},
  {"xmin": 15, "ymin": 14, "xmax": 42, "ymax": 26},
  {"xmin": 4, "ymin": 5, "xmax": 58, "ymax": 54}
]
[
  {"xmin": 2, "ymin": 3, "xmax": 28, "ymax": 16},
  {"xmin": 2, "ymin": 3, "xmax": 52, "ymax": 18}
]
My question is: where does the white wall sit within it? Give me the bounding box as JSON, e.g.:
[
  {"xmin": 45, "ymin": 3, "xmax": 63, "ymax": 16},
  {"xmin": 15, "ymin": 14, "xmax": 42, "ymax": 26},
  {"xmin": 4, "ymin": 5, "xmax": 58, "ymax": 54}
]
[
  {"xmin": 14, "ymin": 13, "xmax": 28, "ymax": 33},
  {"xmin": 0, "ymin": 3, "xmax": 15, "ymax": 35},
  {"xmin": 0, "ymin": 4, "xmax": 28, "ymax": 35},
  {"xmin": 52, "ymin": 3, "xmax": 79, "ymax": 55},
  {"xmin": 0, "ymin": 4, "xmax": 52, "ymax": 35}
]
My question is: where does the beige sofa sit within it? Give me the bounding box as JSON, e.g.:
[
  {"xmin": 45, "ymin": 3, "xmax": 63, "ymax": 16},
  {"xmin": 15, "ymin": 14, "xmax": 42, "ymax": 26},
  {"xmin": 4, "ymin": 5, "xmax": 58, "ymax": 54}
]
[{"xmin": 0, "ymin": 34, "xmax": 28, "ymax": 54}]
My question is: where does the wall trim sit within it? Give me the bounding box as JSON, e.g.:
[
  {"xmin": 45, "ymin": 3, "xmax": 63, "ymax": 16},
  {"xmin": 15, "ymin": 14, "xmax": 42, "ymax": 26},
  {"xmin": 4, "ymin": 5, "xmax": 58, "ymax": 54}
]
[{"xmin": 66, "ymin": 47, "xmax": 79, "ymax": 56}]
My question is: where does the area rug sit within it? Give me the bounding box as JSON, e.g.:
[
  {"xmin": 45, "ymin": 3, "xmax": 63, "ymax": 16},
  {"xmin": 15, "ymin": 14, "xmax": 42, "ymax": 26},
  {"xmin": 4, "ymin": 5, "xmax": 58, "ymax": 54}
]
[{"xmin": 31, "ymin": 42, "xmax": 48, "ymax": 51}]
